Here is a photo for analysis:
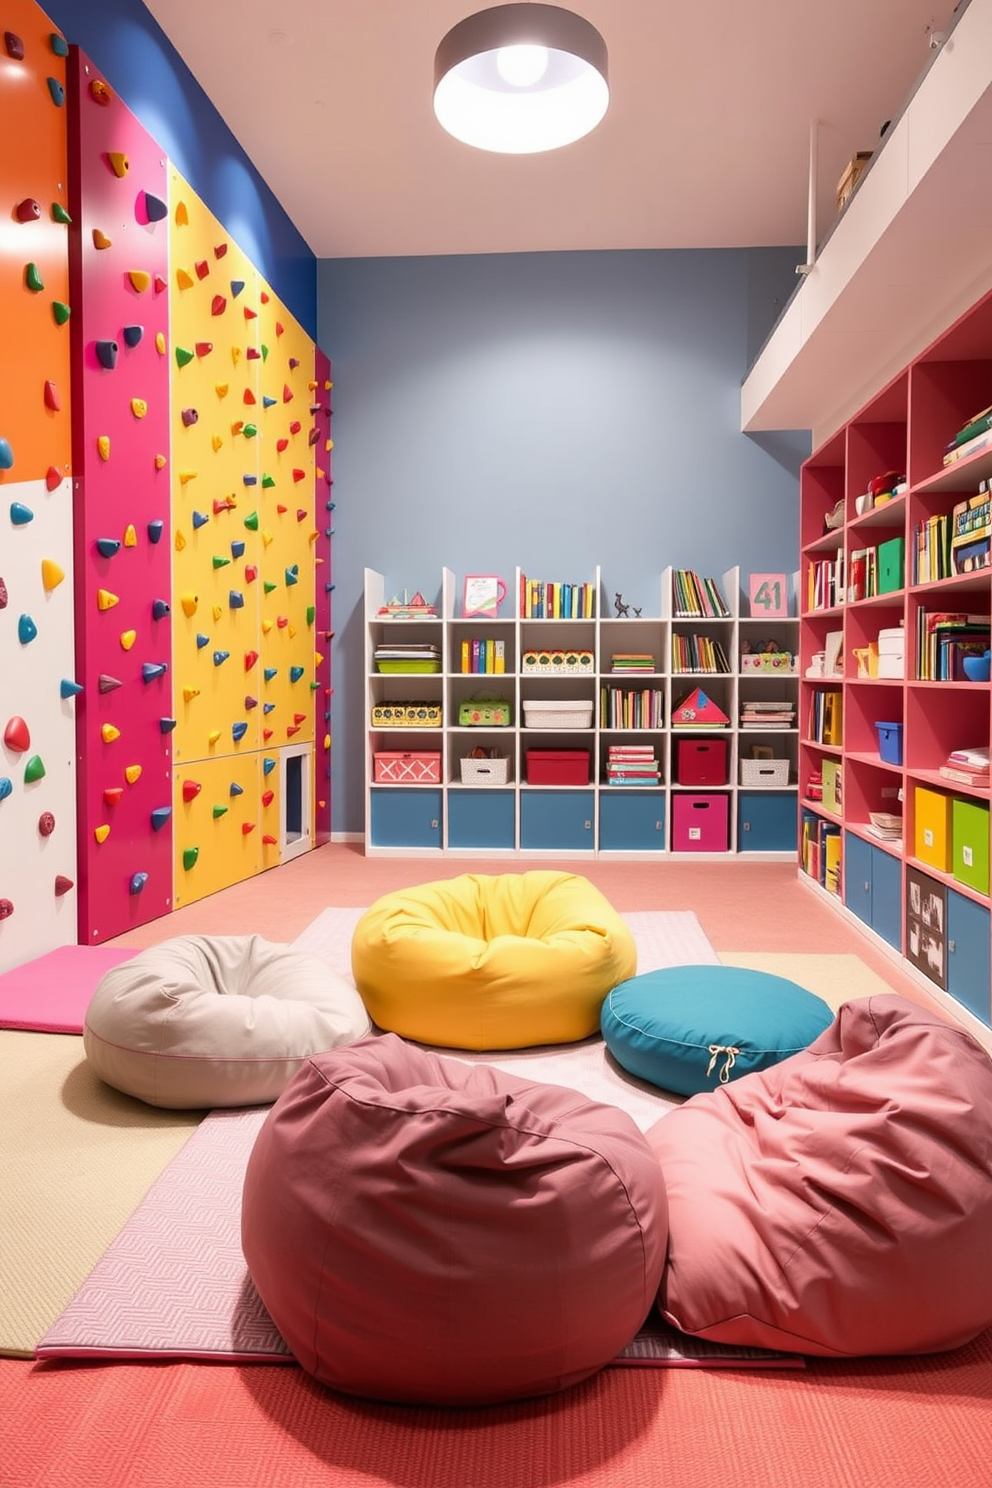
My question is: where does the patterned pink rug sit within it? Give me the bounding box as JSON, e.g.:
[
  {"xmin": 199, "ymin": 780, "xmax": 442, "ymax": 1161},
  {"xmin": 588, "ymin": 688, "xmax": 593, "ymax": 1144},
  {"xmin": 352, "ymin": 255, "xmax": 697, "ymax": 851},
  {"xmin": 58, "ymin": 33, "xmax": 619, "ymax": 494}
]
[{"xmin": 35, "ymin": 907, "xmax": 802, "ymax": 1370}]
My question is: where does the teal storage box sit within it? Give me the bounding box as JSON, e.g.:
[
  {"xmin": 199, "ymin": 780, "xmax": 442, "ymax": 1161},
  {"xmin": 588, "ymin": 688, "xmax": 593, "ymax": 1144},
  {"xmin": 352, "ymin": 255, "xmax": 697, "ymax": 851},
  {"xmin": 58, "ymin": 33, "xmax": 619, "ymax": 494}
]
[
  {"xmin": 877, "ymin": 536, "xmax": 905, "ymax": 594},
  {"xmin": 875, "ymin": 721, "xmax": 903, "ymax": 765},
  {"xmin": 952, "ymin": 796, "xmax": 990, "ymax": 895}
]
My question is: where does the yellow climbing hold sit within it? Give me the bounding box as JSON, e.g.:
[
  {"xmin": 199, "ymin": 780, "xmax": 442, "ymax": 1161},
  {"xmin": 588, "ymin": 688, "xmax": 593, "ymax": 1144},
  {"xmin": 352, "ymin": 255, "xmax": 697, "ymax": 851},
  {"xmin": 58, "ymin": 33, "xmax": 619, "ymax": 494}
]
[
  {"xmin": 181, "ymin": 593, "xmax": 198, "ymax": 617},
  {"xmin": 94, "ymin": 824, "xmax": 111, "ymax": 843},
  {"xmin": 261, "ymin": 530, "xmax": 273, "ymax": 547},
  {"xmin": 155, "ymin": 331, "xmax": 166, "ymax": 355},
  {"xmin": 128, "ymin": 269, "xmax": 151, "ymax": 292},
  {"xmin": 155, "ymin": 453, "xmax": 167, "ymax": 469},
  {"xmin": 211, "ymin": 435, "xmax": 223, "ymax": 452},
  {"xmin": 101, "ymin": 724, "xmax": 120, "ymax": 743},
  {"xmin": 125, "ymin": 764, "xmax": 142, "ymax": 784},
  {"xmin": 130, "ymin": 397, "xmax": 147, "ymax": 418},
  {"xmin": 97, "ymin": 435, "xmax": 111, "ymax": 461},
  {"xmin": 261, "ymin": 619, "xmax": 273, "ymax": 635},
  {"xmin": 207, "ymin": 729, "xmax": 222, "ymax": 745},
  {"xmin": 175, "ymin": 199, "xmax": 189, "ymax": 226},
  {"xmin": 183, "ymin": 686, "xmax": 200, "ymax": 703},
  {"xmin": 41, "ymin": 558, "xmax": 65, "ymax": 591},
  {"xmin": 215, "ymin": 382, "xmax": 229, "ymax": 398},
  {"xmin": 175, "ymin": 528, "xmax": 187, "ymax": 551},
  {"xmin": 108, "ymin": 151, "xmax": 129, "ymax": 177},
  {"xmin": 212, "ymin": 604, "xmax": 223, "ymax": 622},
  {"xmin": 120, "ymin": 629, "xmax": 136, "ymax": 650},
  {"xmin": 176, "ymin": 267, "xmax": 195, "ymax": 290},
  {"xmin": 179, "ymin": 470, "xmax": 198, "ymax": 485},
  {"xmin": 123, "ymin": 524, "xmax": 137, "ymax": 547},
  {"xmin": 96, "ymin": 589, "xmax": 119, "ymax": 610},
  {"xmin": 231, "ymin": 346, "xmax": 242, "ymax": 366}
]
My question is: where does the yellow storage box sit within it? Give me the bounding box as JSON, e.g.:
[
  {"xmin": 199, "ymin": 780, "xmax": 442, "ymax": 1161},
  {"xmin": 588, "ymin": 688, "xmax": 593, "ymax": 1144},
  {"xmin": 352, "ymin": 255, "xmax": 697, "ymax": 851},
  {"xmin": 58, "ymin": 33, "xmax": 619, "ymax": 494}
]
[{"xmin": 915, "ymin": 787, "xmax": 952, "ymax": 872}]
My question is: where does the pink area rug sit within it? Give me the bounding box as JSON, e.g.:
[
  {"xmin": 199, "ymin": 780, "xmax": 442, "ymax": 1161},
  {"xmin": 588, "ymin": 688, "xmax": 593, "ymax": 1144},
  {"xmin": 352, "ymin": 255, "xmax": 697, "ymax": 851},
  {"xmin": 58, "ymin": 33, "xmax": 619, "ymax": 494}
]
[
  {"xmin": 37, "ymin": 907, "xmax": 801, "ymax": 1370},
  {"xmin": 0, "ymin": 944, "xmax": 136, "ymax": 1034}
]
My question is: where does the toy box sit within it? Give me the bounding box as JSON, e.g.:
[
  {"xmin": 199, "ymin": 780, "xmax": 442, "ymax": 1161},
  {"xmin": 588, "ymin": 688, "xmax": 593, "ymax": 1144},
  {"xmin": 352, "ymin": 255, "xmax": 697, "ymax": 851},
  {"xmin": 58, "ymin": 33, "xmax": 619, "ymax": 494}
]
[
  {"xmin": 875, "ymin": 721, "xmax": 903, "ymax": 765},
  {"xmin": 525, "ymin": 749, "xmax": 590, "ymax": 785},
  {"xmin": 672, "ymin": 793, "xmax": 729, "ymax": 852},
  {"xmin": 374, "ymin": 752, "xmax": 441, "ymax": 785},
  {"xmin": 458, "ymin": 697, "xmax": 512, "ymax": 726},
  {"xmin": 676, "ymin": 737, "xmax": 728, "ymax": 786},
  {"xmin": 371, "ymin": 702, "xmax": 442, "ymax": 728}
]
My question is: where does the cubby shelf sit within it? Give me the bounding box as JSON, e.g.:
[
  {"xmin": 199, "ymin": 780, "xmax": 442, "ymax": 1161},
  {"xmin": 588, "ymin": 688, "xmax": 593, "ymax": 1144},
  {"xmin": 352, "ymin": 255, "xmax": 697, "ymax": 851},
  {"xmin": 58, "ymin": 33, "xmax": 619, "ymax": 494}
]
[
  {"xmin": 364, "ymin": 564, "xmax": 801, "ymax": 860},
  {"xmin": 798, "ymin": 283, "xmax": 992, "ymax": 1034}
]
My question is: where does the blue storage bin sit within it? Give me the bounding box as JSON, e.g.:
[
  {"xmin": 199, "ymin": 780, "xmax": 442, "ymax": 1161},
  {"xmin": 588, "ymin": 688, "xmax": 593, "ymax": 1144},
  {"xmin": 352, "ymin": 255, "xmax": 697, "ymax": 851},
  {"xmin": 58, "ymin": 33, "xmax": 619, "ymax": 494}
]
[{"xmin": 875, "ymin": 721, "xmax": 903, "ymax": 765}]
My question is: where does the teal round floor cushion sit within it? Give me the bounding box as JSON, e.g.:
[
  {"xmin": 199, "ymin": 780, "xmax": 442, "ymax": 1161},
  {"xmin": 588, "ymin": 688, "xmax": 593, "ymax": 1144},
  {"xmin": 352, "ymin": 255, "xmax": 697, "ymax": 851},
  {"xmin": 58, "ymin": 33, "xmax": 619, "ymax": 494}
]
[{"xmin": 601, "ymin": 965, "xmax": 834, "ymax": 1097}]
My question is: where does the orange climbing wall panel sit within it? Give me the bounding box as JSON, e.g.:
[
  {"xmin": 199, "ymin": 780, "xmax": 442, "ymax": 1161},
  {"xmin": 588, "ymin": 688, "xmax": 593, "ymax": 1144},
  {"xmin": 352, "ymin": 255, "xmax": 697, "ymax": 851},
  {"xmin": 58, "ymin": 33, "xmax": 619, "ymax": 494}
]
[
  {"xmin": 169, "ymin": 169, "xmax": 263, "ymax": 769},
  {"xmin": 0, "ymin": 2, "xmax": 72, "ymax": 486},
  {"xmin": 67, "ymin": 51, "xmax": 173, "ymax": 943}
]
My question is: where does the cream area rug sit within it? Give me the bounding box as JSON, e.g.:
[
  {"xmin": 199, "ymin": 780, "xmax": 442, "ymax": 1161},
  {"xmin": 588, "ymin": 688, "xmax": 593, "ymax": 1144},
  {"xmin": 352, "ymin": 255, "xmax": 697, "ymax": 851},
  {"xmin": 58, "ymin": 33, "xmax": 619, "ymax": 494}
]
[{"xmin": 718, "ymin": 952, "xmax": 897, "ymax": 1013}]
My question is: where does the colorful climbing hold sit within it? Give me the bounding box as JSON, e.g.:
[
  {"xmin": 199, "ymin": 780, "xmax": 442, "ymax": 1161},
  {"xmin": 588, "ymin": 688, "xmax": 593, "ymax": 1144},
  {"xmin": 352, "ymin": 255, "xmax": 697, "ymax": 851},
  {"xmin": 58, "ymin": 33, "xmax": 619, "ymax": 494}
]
[
  {"xmin": 4, "ymin": 32, "xmax": 25, "ymax": 60},
  {"xmin": 129, "ymin": 872, "xmax": 148, "ymax": 894},
  {"xmin": 212, "ymin": 650, "xmax": 230, "ymax": 666},
  {"xmin": 44, "ymin": 380, "xmax": 61, "ymax": 410},
  {"xmin": 98, "ymin": 675, "xmax": 122, "ymax": 693},
  {"xmin": 15, "ymin": 198, "xmax": 40, "ymax": 222},
  {"xmin": 147, "ymin": 519, "xmax": 164, "ymax": 544},
  {"xmin": 262, "ymin": 757, "xmax": 276, "ymax": 775},
  {"xmin": 120, "ymin": 630, "xmax": 137, "ymax": 650},
  {"xmin": 10, "ymin": 501, "xmax": 33, "ymax": 524},
  {"xmin": 0, "ymin": 779, "xmax": 11, "ymax": 801},
  {"xmin": 150, "ymin": 806, "xmax": 172, "ymax": 831},
  {"xmin": 183, "ymin": 686, "xmax": 200, "ymax": 703},
  {"xmin": 229, "ymin": 590, "xmax": 245, "ymax": 609},
  {"xmin": 25, "ymin": 262, "xmax": 44, "ymax": 292},
  {"xmin": 59, "ymin": 678, "xmax": 83, "ymax": 699},
  {"xmin": 128, "ymin": 269, "xmax": 151, "ymax": 292},
  {"xmin": 24, "ymin": 754, "xmax": 46, "ymax": 783},
  {"xmin": 143, "ymin": 191, "xmax": 168, "ymax": 223},
  {"xmin": 103, "ymin": 788, "xmax": 123, "ymax": 807},
  {"xmin": 54, "ymin": 876, "xmax": 74, "ymax": 896},
  {"xmin": 151, "ymin": 599, "xmax": 170, "ymax": 621},
  {"xmin": 93, "ymin": 229, "xmax": 112, "ymax": 249},
  {"xmin": 4, "ymin": 717, "xmax": 29, "ymax": 752},
  {"xmin": 131, "ymin": 397, "xmax": 148, "ymax": 418},
  {"xmin": 123, "ymin": 524, "xmax": 137, "ymax": 546},
  {"xmin": 46, "ymin": 466, "xmax": 62, "ymax": 491},
  {"xmin": 142, "ymin": 661, "xmax": 168, "ymax": 682},
  {"xmin": 175, "ymin": 345, "xmax": 194, "ymax": 368},
  {"xmin": 95, "ymin": 339, "xmax": 118, "ymax": 370},
  {"xmin": 123, "ymin": 324, "xmax": 143, "ymax": 347},
  {"xmin": 96, "ymin": 588, "xmax": 119, "ymax": 610},
  {"xmin": 18, "ymin": 614, "xmax": 38, "ymax": 644},
  {"xmin": 125, "ymin": 764, "xmax": 142, "ymax": 784},
  {"xmin": 101, "ymin": 723, "xmax": 120, "ymax": 743},
  {"xmin": 97, "ymin": 434, "xmax": 110, "ymax": 461},
  {"xmin": 159, "ymin": 717, "xmax": 177, "ymax": 734},
  {"xmin": 232, "ymin": 721, "xmax": 248, "ymax": 742},
  {"xmin": 183, "ymin": 847, "xmax": 199, "ymax": 871},
  {"xmin": 42, "ymin": 558, "xmax": 64, "ymax": 591},
  {"xmin": 94, "ymin": 824, "xmax": 110, "ymax": 844},
  {"xmin": 95, "ymin": 537, "xmax": 120, "ymax": 558},
  {"xmin": 90, "ymin": 77, "xmax": 111, "ymax": 103}
]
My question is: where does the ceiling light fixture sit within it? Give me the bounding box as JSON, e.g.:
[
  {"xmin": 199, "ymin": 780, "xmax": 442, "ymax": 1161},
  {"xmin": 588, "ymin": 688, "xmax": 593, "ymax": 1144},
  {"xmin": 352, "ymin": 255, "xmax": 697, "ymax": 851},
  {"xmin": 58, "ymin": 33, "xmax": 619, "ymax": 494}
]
[{"xmin": 433, "ymin": 4, "xmax": 609, "ymax": 154}]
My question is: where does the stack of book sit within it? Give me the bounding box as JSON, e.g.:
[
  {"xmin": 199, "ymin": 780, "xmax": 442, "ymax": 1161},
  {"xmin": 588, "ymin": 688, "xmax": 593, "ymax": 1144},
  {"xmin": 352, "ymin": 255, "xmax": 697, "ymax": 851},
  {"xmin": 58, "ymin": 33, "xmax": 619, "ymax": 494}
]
[
  {"xmin": 671, "ymin": 570, "xmax": 730, "ymax": 618},
  {"xmin": 939, "ymin": 744, "xmax": 990, "ymax": 788},
  {"xmin": 943, "ymin": 403, "xmax": 992, "ymax": 466},
  {"xmin": 606, "ymin": 744, "xmax": 660, "ymax": 786},
  {"xmin": 916, "ymin": 610, "xmax": 992, "ymax": 680},
  {"xmin": 867, "ymin": 811, "xmax": 903, "ymax": 845},
  {"xmin": 740, "ymin": 699, "xmax": 795, "ymax": 730},
  {"xmin": 671, "ymin": 633, "xmax": 731, "ymax": 673},
  {"xmin": 610, "ymin": 653, "xmax": 656, "ymax": 674}
]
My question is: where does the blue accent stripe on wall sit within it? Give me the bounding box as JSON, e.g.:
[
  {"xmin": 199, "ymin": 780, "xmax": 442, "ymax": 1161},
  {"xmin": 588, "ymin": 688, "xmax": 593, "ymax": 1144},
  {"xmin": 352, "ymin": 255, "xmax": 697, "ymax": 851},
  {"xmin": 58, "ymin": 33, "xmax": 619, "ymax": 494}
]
[{"xmin": 43, "ymin": 0, "xmax": 317, "ymax": 336}]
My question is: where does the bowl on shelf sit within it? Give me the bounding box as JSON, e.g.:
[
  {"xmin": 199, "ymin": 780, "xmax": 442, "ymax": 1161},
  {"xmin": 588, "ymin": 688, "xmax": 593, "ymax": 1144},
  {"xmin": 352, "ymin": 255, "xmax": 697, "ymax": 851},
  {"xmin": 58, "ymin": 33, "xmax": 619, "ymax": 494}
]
[{"xmin": 962, "ymin": 652, "xmax": 991, "ymax": 683}]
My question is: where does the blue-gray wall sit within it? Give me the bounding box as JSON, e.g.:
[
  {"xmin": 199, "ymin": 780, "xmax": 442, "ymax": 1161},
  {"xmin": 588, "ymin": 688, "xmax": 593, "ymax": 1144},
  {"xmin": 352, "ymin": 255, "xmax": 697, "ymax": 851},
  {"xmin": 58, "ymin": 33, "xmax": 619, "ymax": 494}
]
[
  {"xmin": 44, "ymin": 0, "xmax": 316, "ymax": 334},
  {"xmin": 319, "ymin": 248, "xmax": 809, "ymax": 835}
]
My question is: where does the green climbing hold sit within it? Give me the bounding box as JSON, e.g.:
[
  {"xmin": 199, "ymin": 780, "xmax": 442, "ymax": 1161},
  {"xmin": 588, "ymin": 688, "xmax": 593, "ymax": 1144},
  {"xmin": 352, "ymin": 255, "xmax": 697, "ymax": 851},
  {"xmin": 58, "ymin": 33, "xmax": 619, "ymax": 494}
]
[
  {"xmin": 183, "ymin": 846, "xmax": 199, "ymax": 870},
  {"xmin": 50, "ymin": 202, "xmax": 71, "ymax": 224},
  {"xmin": 25, "ymin": 263, "xmax": 44, "ymax": 292},
  {"xmin": 24, "ymin": 754, "xmax": 46, "ymax": 783},
  {"xmin": 243, "ymin": 511, "xmax": 259, "ymax": 531},
  {"xmin": 263, "ymin": 581, "xmax": 277, "ymax": 594},
  {"xmin": 176, "ymin": 346, "xmax": 195, "ymax": 368},
  {"xmin": 212, "ymin": 556, "xmax": 231, "ymax": 569},
  {"xmin": 261, "ymin": 474, "xmax": 275, "ymax": 488},
  {"xmin": 52, "ymin": 300, "xmax": 70, "ymax": 325},
  {"xmin": 261, "ymin": 344, "xmax": 269, "ymax": 361},
  {"xmin": 49, "ymin": 32, "xmax": 69, "ymax": 55},
  {"xmin": 243, "ymin": 423, "xmax": 258, "ymax": 439},
  {"xmin": 306, "ymin": 605, "xmax": 315, "ymax": 626},
  {"xmin": 212, "ymin": 805, "xmax": 228, "ymax": 819}
]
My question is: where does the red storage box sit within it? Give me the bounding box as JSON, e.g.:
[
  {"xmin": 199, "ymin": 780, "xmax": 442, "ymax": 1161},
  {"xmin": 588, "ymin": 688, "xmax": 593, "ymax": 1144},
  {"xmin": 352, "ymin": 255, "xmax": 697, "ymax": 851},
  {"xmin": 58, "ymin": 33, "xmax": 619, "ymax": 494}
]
[
  {"xmin": 373, "ymin": 751, "xmax": 441, "ymax": 785},
  {"xmin": 672, "ymin": 793, "xmax": 729, "ymax": 851},
  {"xmin": 676, "ymin": 737, "xmax": 728, "ymax": 786},
  {"xmin": 525, "ymin": 749, "xmax": 590, "ymax": 785}
]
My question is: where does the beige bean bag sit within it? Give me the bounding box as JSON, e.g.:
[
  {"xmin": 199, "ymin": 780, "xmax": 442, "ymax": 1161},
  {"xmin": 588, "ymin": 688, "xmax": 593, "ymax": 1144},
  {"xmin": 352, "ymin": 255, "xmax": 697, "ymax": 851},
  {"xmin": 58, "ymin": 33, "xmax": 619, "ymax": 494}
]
[{"xmin": 84, "ymin": 934, "xmax": 371, "ymax": 1109}]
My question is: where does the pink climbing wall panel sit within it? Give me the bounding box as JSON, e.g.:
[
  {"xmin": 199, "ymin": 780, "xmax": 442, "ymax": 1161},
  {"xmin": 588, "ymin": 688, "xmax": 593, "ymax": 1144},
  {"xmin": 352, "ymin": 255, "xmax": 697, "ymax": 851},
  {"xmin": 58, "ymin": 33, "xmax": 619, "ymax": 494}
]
[
  {"xmin": 67, "ymin": 51, "xmax": 173, "ymax": 942},
  {"xmin": 314, "ymin": 347, "xmax": 333, "ymax": 846},
  {"xmin": 0, "ymin": 2, "xmax": 78, "ymax": 973}
]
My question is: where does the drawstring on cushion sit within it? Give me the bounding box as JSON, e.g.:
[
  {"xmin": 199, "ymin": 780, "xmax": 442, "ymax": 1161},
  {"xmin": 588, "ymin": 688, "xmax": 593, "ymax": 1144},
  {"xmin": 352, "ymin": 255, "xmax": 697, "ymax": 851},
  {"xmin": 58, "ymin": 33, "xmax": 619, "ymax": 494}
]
[{"xmin": 706, "ymin": 1045, "xmax": 740, "ymax": 1083}]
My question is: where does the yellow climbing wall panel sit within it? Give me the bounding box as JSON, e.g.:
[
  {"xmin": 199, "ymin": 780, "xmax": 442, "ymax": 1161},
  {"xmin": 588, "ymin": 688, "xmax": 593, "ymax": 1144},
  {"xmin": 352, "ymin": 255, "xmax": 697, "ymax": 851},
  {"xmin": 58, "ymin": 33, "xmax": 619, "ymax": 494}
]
[
  {"xmin": 172, "ymin": 755, "xmax": 261, "ymax": 908},
  {"xmin": 169, "ymin": 169, "xmax": 263, "ymax": 768}
]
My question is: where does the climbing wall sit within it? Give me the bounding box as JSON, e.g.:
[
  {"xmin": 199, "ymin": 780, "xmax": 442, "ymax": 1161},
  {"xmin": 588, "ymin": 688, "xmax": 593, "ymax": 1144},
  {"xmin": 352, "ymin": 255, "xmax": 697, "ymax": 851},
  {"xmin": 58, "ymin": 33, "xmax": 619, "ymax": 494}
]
[
  {"xmin": 314, "ymin": 346, "xmax": 334, "ymax": 845},
  {"xmin": 66, "ymin": 50, "xmax": 173, "ymax": 943},
  {"xmin": 168, "ymin": 171, "xmax": 325, "ymax": 906},
  {"xmin": 0, "ymin": 4, "xmax": 77, "ymax": 972}
]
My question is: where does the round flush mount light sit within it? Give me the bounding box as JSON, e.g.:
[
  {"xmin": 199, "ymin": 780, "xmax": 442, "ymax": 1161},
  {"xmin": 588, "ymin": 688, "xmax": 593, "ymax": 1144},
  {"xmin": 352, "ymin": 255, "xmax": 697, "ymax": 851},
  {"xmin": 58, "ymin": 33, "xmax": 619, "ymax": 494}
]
[{"xmin": 433, "ymin": 4, "xmax": 609, "ymax": 154}]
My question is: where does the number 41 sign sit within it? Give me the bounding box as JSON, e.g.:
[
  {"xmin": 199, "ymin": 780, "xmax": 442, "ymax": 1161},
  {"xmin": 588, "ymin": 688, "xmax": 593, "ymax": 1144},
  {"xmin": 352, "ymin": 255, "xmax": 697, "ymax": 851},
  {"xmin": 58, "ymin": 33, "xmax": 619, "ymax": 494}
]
[{"xmin": 748, "ymin": 573, "xmax": 788, "ymax": 618}]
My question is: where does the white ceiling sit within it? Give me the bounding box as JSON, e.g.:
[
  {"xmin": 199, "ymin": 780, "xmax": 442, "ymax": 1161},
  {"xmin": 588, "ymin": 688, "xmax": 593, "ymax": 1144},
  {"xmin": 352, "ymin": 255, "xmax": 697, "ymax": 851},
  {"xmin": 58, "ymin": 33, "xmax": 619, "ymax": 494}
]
[{"xmin": 141, "ymin": 0, "xmax": 958, "ymax": 260}]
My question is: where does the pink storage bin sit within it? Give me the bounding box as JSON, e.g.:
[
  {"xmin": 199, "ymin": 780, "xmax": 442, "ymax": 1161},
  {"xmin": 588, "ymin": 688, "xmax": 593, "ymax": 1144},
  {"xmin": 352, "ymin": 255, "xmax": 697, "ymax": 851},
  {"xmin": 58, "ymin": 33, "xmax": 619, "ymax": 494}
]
[{"xmin": 672, "ymin": 793, "xmax": 729, "ymax": 851}]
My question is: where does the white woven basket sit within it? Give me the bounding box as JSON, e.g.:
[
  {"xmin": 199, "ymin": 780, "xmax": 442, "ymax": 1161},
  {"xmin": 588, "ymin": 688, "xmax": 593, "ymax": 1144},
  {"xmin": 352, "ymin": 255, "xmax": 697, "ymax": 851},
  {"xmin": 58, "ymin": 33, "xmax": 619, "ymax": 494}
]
[
  {"xmin": 522, "ymin": 700, "xmax": 594, "ymax": 730},
  {"xmin": 460, "ymin": 756, "xmax": 510, "ymax": 785},
  {"xmin": 739, "ymin": 759, "xmax": 790, "ymax": 787}
]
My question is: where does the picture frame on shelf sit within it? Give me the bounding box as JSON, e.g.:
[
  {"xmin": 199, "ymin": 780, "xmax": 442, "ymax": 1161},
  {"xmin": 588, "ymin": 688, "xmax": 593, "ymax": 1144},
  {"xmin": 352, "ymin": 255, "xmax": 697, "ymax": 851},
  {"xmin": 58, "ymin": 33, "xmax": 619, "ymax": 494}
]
[{"xmin": 463, "ymin": 574, "xmax": 506, "ymax": 618}]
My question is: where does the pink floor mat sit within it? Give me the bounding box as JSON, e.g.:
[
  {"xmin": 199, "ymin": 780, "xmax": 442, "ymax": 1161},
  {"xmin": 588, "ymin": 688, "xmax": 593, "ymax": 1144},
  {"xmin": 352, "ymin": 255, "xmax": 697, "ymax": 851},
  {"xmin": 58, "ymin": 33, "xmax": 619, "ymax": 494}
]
[{"xmin": 0, "ymin": 944, "xmax": 136, "ymax": 1034}]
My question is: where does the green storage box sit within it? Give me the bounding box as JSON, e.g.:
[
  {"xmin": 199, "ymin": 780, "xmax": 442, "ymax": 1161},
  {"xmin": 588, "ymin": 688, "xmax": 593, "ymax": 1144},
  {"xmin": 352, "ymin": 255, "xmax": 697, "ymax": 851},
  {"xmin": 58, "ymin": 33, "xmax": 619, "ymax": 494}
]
[
  {"xmin": 458, "ymin": 696, "xmax": 512, "ymax": 727},
  {"xmin": 877, "ymin": 536, "xmax": 905, "ymax": 595},
  {"xmin": 952, "ymin": 795, "xmax": 990, "ymax": 894}
]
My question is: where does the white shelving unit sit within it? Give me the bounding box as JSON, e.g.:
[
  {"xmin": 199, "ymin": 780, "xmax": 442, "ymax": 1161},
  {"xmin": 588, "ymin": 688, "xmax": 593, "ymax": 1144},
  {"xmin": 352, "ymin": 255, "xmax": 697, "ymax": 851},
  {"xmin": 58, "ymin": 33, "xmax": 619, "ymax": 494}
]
[{"xmin": 363, "ymin": 566, "xmax": 800, "ymax": 857}]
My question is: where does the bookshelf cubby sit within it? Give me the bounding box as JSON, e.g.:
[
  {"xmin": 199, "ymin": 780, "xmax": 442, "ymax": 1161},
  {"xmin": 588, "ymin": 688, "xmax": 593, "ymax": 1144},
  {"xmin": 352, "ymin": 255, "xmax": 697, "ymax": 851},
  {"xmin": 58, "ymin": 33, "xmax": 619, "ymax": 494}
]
[
  {"xmin": 798, "ymin": 283, "xmax": 992, "ymax": 1036},
  {"xmin": 365, "ymin": 564, "xmax": 800, "ymax": 861}
]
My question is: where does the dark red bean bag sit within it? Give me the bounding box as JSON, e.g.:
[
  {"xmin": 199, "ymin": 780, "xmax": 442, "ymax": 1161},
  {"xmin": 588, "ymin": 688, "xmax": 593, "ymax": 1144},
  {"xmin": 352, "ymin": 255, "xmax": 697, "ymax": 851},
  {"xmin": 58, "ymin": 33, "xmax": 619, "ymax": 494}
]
[{"xmin": 242, "ymin": 1033, "xmax": 668, "ymax": 1404}]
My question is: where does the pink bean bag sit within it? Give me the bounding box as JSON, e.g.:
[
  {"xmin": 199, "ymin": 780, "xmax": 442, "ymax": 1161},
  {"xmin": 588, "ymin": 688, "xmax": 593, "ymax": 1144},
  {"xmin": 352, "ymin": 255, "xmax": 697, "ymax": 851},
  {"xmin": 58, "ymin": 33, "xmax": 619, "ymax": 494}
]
[
  {"xmin": 242, "ymin": 1033, "xmax": 668, "ymax": 1405},
  {"xmin": 646, "ymin": 995, "xmax": 992, "ymax": 1357}
]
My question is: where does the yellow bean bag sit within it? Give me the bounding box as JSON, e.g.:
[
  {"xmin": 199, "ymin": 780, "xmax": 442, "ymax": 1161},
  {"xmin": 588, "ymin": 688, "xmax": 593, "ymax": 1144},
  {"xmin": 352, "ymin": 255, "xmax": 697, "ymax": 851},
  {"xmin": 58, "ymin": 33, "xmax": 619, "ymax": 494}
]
[{"xmin": 351, "ymin": 871, "xmax": 636, "ymax": 1050}]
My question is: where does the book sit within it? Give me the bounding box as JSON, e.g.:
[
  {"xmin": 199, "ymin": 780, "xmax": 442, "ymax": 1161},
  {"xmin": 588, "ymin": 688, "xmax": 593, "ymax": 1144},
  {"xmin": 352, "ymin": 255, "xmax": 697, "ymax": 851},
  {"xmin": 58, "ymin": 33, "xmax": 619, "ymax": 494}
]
[
  {"xmin": 938, "ymin": 765, "xmax": 990, "ymax": 788},
  {"xmin": 947, "ymin": 744, "xmax": 990, "ymax": 768}
]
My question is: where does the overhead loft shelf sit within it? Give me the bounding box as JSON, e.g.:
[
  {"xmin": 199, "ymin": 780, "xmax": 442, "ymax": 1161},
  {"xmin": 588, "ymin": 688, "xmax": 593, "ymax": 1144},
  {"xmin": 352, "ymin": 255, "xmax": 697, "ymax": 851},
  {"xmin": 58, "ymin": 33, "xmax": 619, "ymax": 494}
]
[{"xmin": 741, "ymin": 0, "xmax": 992, "ymax": 445}]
